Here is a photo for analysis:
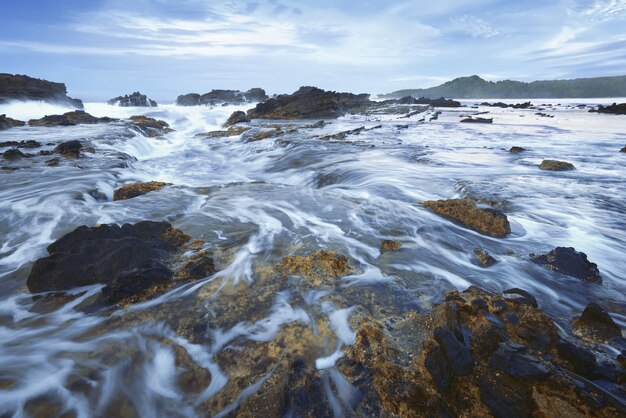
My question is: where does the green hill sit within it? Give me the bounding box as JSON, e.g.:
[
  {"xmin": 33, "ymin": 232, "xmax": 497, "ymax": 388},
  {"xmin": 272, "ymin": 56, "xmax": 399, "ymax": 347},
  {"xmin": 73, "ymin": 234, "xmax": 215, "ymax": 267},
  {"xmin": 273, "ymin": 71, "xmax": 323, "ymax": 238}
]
[{"xmin": 380, "ymin": 75, "xmax": 626, "ymax": 99}]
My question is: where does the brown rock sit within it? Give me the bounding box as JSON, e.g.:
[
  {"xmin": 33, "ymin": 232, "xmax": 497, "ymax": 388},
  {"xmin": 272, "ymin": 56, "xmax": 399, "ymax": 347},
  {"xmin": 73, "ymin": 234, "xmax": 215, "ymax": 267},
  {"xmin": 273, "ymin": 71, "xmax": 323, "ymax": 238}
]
[
  {"xmin": 129, "ymin": 115, "xmax": 173, "ymax": 137},
  {"xmin": 474, "ymin": 248, "xmax": 496, "ymax": 267},
  {"xmin": 275, "ymin": 250, "xmax": 352, "ymax": 286},
  {"xmin": 223, "ymin": 110, "xmax": 251, "ymax": 127},
  {"xmin": 113, "ymin": 181, "xmax": 172, "ymax": 201},
  {"xmin": 539, "ymin": 160, "xmax": 575, "ymax": 171},
  {"xmin": 510, "ymin": 146, "xmax": 526, "ymax": 153},
  {"xmin": 380, "ymin": 239, "xmax": 402, "ymax": 252},
  {"xmin": 422, "ymin": 198, "xmax": 511, "ymax": 238},
  {"xmin": 572, "ymin": 303, "xmax": 622, "ymax": 343},
  {"xmin": 197, "ymin": 125, "xmax": 250, "ymax": 138},
  {"xmin": 250, "ymin": 128, "xmax": 284, "ymax": 142}
]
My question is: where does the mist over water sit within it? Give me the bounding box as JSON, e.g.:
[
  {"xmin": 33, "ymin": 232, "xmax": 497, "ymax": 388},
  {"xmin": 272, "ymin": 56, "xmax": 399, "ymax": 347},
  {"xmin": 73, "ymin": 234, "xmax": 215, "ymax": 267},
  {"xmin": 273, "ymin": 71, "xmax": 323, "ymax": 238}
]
[{"xmin": 0, "ymin": 99, "xmax": 625, "ymax": 416}]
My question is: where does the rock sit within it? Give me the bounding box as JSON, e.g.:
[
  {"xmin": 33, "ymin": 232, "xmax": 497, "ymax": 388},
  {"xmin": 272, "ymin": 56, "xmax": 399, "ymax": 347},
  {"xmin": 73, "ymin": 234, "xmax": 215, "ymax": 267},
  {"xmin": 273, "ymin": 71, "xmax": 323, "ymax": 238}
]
[
  {"xmin": 620, "ymin": 145, "xmax": 625, "ymax": 153},
  {"xmin": 249, "ymin": 128, "xmax": 284, "ymax": 142},
  {"xmin": 223, "ymin": 110, "xmax": 251, "ymax": 127},
  {"xmin": 2, "ymin": 148, "xmax": 28, "ymax": 160},
  {"xmin": 433, "ymin": 326, "xmax": 474, "ymax": 375},
  {"xmin": 128, "ymin": 115, "xmax": 173, "ymax": 137},
  {"xmin": 481, "ymin": 101, "xmax": 532, "ymax": 109},
  {"xmin": 107, "ymin": 92, "xmax": 157, "ymax": 107},
  {"xmin": 175, "ymin": 93, "xmax": 201, "ymax": 106},
  {"xmin": 510, "ymin": 146, "xmax": 526, "ymax": 153},
  {"xmin": 0, "ymin": 114, "xmax": 25, "ymax": 130},
  {"xmin": 28, "ymin": 111, "xmax": 117, "ymax": 127},
  {"xmin": 415, "ymin": 97, "xmax": 461, "ymax": 107},
  {"xmin": 572, "ymin": 303, "xmax": 622, "ymax": 343},
  {"xmin": 460, "ymin": 117, "xmax": 493, "ymax": 123},
  {"xmin": 474, "ymin": 248, "xmax": 496, "ymax": 267},
  {"xmin": 0, "ymin": 73, "xmax": 83, "ymax": 108},
  {"xmin": 196, "ymin": 125, "xmax": 250, "ymax": 138},
  {"xmin": 503, "ymin": 288, "xmax": 538, "ymax": 308},
  {"xmin": 488, "ymin": 342, "xmax": 549, "ymax": 380},
  {"xmin": 113, "ymin": 181, "xmax": 172, "ymax": 201},
  {"xmin": 26, "ymin": 221, "xmax": 209, "ymax": 305},
  {"xmin": 275, "ymin": 250, "xmax": 352, "ymax": 286},
  {"xmin": 530, "ymin": 247, "xmax": 602, "ymax": 284},
  {"xmin": 45, "ymin": 158, "xmax": 60, "ymax": 167},
  {"xmin": 539, "ymin": 160, "xmax": 575, "ymax": 171},
  {"xmin": 422, "ymin": 198, "xmax": 511, "ymax": 238},
  {"xmin": 589, "ymin": 103, "xmax": 626, "ymax": 115},
  {"xmin": 199, "ymin": 88, "xmax": 269, "ymax": 105},
  {"xmin": 247, "ymin": 86, "xmax": 371, "ymax": 120},
  {"xmin": 53, "ymin": 140, "xmax": 82, "ymax": 158},
  {"xmin": 0, "ymin": 140, "xmax": 41, "ymax": 148},
  {"xmin": 380, "ymin": 240, "xmax": 401, "ymax": 252}
]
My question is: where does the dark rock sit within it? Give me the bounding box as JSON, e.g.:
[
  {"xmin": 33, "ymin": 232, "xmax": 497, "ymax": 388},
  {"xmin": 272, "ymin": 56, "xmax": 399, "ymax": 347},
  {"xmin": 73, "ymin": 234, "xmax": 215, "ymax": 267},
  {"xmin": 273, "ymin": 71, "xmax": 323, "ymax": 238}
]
[
  {"xmin": 53, "ymin": 140, "xmax": 82, "ymax": 158},
  {"xmin": 380, "ymin": 240, "xmax": 401, "ymax": 252},
  {"xmin": 589, "ymin": 103, "xmax": 626, "ymax": 115},
  {"xmin": 539, "ymin": 160, "xmax": 575, "ymax": 171},
  {"xmin": 503, "ymin": 288, "xmax": 538, "ymax": 308},
  {"xmin": 223, "ymin": 110, "xmax": 251, "ymax": 127},
  {"xmin": 556, "ymin": 339, "xmax": 599, "ymax": 379},
  {"xmin": 45, "ymin": 158, "xmax": 60, "ymax": 166},
  {"xmin": 425, "ymin": 345, "xmax": 453, "ymax": 393},
  {"xmin": 530, "ymin": 247, "xmax": 602, "ymax": 283},
  {"xmin": 434, "ymin": 327, "xmax": 474, "ymax": 375},
  {"xmin": 0, "ymin": 73, "xmax": 83, "ymax": 108},
  {"xmin": 0, "ymin": 114, "xmax": 26, "ymax": 130},
  {"xmin": 113, "ymin": 181, "xmax": 172, "ymax": 201},
  {"xmin": 572, "ymin": 303, "xmax": 622, "ymax": 343},
  {"xmin": 620, "ymin": 145, "xmax": 625, "ymax": 153},
  {"xmin": 510, "ymin": 146, "xmax": 526, "ymax": 153},
  {"xmin": 460, "ymin": 117, "xmax": 493, "ymax": 123},
  {"xmin": 0, "ymin": 139, "xmax": 41, "ymax": 148},
  {"xmin": 199, "ymin": 88, "xmax": 269, "ymax": 105},
  {"xmin": 481, "ymin": 101, "xmax": 532, "ymax": 109},
  {"xmin": 415, "ymin": 97, "xmax": 461, "ymax": 107},
  {"xmin": 2, "ymin": 148, "xmax": 28, "ymax": 160},
  {"xmin": 248, "ymin": 86, "xmax": 371, "ymax": 120},
  {"xmin": 196, "ymin": 125, "xmax": 250, "ymax": 138},
  {"xmin": 422, "ymin": 198, "xmax": 511, "ymax": 238},
  {"xmin": 107, "ymin": 92, "xmax": 157, "ymax": 107},
  {"xmin": 488, "ymin": 342, "xmax": 549, "ymax": 380},
  {"xmin": 474, "ymin": 248, "xmax": 496, "ymax": 267},
  {"xmin": 28, "ymin": 111, "xmax": 117, "ymax": 127},
  {"xmin": 129, "ymin": 116, "xmax": 172, "ymax": 137},
  {"xmin": 175, "ymin": 93, "xmax": 201, "ymax": 106}
]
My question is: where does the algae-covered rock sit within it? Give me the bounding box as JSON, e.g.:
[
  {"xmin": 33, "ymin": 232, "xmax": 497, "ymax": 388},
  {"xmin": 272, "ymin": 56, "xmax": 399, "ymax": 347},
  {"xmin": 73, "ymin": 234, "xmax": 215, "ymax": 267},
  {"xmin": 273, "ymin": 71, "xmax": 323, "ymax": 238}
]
[
  {"xmin": 422, "ymin": 198, "xmax": 511, "ymax": 238},
  {"xmin": 113, "ymin": 181, "xmax": 172, "ymax": 201}
]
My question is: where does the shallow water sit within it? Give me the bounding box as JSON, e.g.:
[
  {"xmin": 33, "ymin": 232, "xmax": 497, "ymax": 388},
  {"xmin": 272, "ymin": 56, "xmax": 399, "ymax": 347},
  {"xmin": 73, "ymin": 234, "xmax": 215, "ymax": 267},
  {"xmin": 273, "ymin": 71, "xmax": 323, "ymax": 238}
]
[{"xmin": 0, "ymin": 99, "xmax": 625, "ymax": 416}]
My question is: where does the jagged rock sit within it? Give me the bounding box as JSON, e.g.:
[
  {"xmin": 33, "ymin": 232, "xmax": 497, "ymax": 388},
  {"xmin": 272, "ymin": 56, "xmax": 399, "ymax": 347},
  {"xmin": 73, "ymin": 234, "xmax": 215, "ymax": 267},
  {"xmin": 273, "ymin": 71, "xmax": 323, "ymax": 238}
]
[
  {"xmin": 539, "ymin": 160, "xmax": 575, "ymax": 171},
  {"xmin": 380, "ymin": 240, "xmax": 401, "ymax": 252},
  {"xmin": 275, "ymin": 250, "xmax": 352, "ymax": 286},
  {"xmin": 26, "ymin": 221, "xmax": 211, "ymax": 305},
  {"xmin": 196, "ymin": 125, "xmax": 250, "ymax": 138},
  {"xmin": 0, "ymin": 73, "xmax": 83, "ymax": 108},
  {"xmin": 530, "ymin": 247, "xmax": 602, "ymax": 283},
  {"xmin": 572, "ymin": 303, "xmax": 622, "ymax": 343},
  {"xmin": 0, "ymin": 140, "xmax": 41, "ymax": 148},
  {"xmin": 474, "ymin": 248, "xmax": 496, "ymax": 267},
  {"xmin": 481, "ymin": 101, "xmax": 532, "ymax": 109},
  {"xmin": 45, "ymin": 158, "xmax": 60, "ymax": 166},
  {"xmin": 0, "ymin": 114, "xmax": 25, "ymax": 130},
  {"xmin": 107, "ymin": 92, "xmax": 157, "ymax": 107},
  {"xmin": 249, "ymin": 128, "xmax": 284, "ymax": 142},
  {"xmin": 128, "ymin": 115, "xmax": 173, "ymax": 137},
  {"xmin": 223, "ymin": 110, "xmax": 251, "ymax": 127},
  {"xmin": 247, "ymin": 86, "xmax": 371, "ymax": 120},
  {"xmin": 421, "ymin": 198, "xmax": 511, "ymax": 238},
  {"xmin": 460, "ymin": 117, "xmax": 493, "ymax": 123},
  {"xmin": 199, "ymin": 88, "xmax": 269, "ymax": 105},
  {"xmin": 589, "ymin": 103, "xmax": 626, "ymax": 115},
  {"xmin": 113, "ymin": 181, "xmax": 172, "ymax": 201},
  {"xmin": 415, "ymin": 97, "xmax": 461, "ymax": 107},
  {"xmin": 510, "ymin": 146, "xmax": 526, "ymax": 153},
  {"xmin": 2, "ymin": 148, "xmax": 28, "ymax": 160},
  {"xmin": 319, "ymin": 125, "xmax": 381, "ymax": 140},
  {"xmin": 53, "ymin": 140, "xmax": 83, "ymax": 158},
  {"xmin": 175, "ymin": 93, "xmax": 201, "ymax": 106},
  {"xmin": 28, "ymin": 111, "xmax": 117, "ymax": 127},
  {"xmin": 619, "ymin": 145, "xmax": 625, "ymax": 153}
]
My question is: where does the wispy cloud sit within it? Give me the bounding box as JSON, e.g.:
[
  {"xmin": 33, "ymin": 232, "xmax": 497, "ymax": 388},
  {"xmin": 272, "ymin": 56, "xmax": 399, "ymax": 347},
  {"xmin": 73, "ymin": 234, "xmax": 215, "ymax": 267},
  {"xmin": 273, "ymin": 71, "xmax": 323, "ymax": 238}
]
[{"xmin": 449, "ymin": 15, "xmax": 500, "ymax": 38}]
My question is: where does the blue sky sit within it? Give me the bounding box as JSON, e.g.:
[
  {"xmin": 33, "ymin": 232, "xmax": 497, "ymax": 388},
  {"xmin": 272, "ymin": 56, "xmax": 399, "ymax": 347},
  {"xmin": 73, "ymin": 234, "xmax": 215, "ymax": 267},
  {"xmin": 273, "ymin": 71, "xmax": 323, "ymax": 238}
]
[{"xmin": 1, "ymin": 0, "xmax": 625, "ymax": 101}]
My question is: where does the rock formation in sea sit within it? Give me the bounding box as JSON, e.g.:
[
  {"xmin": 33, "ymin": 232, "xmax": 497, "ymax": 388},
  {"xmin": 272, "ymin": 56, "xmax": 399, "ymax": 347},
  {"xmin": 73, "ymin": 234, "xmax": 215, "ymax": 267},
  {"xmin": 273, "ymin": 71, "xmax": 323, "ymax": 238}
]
[
  {"xmin": 107, "ymin": 91, "xmax": 157, "ymax": 107},
  {"xmin": 0, "ymin": 73, "xmax": 84, "ymax": 108},
  {"xmin": 176, "ymin": 88, "xmax": 269, "ymax": 106}
]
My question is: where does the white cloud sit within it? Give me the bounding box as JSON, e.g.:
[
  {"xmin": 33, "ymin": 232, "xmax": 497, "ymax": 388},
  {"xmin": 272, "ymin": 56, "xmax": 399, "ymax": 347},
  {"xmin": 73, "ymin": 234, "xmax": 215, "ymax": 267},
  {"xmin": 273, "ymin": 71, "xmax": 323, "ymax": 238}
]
[{"xmin": 449, "ymin": 15, "xmax": 500, "ymax": 38}]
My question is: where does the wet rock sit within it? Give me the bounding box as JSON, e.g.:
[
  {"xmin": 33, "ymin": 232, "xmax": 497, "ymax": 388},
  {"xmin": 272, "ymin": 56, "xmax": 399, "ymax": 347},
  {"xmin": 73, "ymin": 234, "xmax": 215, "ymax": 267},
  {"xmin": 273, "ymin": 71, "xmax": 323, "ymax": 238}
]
[
  {"xmin": 196, "ymin": 125, "xmax": 250, "ymax": 138},
  {"xmin": 319, "ymin": 125, "xmax": 381, "ymax": 140},
  {"xmin": 460, "ymin": 117, "xmax": 493, "ymax": 123},
  {"xmin": 434, "ymin": 326, "xmax": 474, "ymax": 375},
  {"xmin": 510, "ymin": 146, "xmax": 526, "ymax": 153},
  {"xmin": 199, "ymin": 88, "xmax": 269, "ymax": 105},
  {"xmin": 572, "ymin": 303, "xmax": 622, "ymax": 343},
  {"xmin": 380, "ymin": 239, "xmax": 401, "ymax": 252},
  {"xmin": 128, "ymin": 115, "xmax": 173, "ymax": 137},
  {"xmin": 530, "ymin": 247, "xmax": 602, "ymax": 284},
  {"xmin": 422, "ymin": 198, "xmax": 511, "ymax": 238},
  {"xmin": 556, "ymin": 339, "xmax": 599, "ymax": 379},
  {"xmin": 276, "ymin": 250, "xmax": 352, "ymax": 286},
  {"xmin": 489, "ymin": 342, "xmax": 549, "ymax": 380},
  {"xmin": 53, "ymin": 140, "xmax": 83, "ymax": 158},
  {"xmin": 2, "ymin": 148, "xmax": 28, "ymax": 160},
  {"xmin": 620, "ymin": 145, "xmax": 625, "ymax": 153},
  {"xmin": 0, "ymin": 139, "xmax": 40, "ymax": 148},
  {"xmin": 175, "ymin": 93, "xmax": 201, "ymax": 106},
  {"xmin": 107, "ymin": 91, "xmax": 157, "ymax": 107},
  {"xmin": 113, "ymin": 181, "xmax": 172, "ymax": 201},
  {"xmin": 415, "ymin": 97, "xmax": 461, "ymax": 107},
  {"xmin": 28, "ymin": 111, "xmax": 117, "ymax": 127},
  {"xmin": 248, "ymin": 86, "xmax": 371, "ymax": 120},
  {"xmin": 503, "ymin": 288, "xmax": 538, "ymax": 308},
  {"xmin": 0, "ymin": 73, "xmax": 83, "ymax": 108},
  {"xmin": 589, "ymin": 103, "xmax": 626, "ymax": 115},
  {"xmin": 249, "ymin": 128, "xmax": 285, "ymax": 142},
  {"xmin": 539, "ymin": 159, "xmax": 575, "ymax": 171},
  {"xmin": 474, "ymin": 248, "xmax": 496, "ymax": 267},
  {"xmin": 223, "ymin": 110, "xmax": 251, "ymax": 127},
  {"xmin": 45, "ymin": 157, "xmax": 60, "ymax": 166},
  {"xmin": 0, "ymin": 114, "xmax": 25, "ymax": 130},
  {"xmin": 481, "ymin": 101, "xmax": 532, "ymax": 109}
]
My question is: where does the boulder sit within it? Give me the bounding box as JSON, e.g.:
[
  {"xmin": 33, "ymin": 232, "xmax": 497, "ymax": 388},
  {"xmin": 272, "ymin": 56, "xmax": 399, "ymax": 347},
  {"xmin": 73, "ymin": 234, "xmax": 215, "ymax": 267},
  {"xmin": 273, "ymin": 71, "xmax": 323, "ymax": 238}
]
[
  {"xmin": 128, "ymin": 115, "xmax": 173, "ymax": 137},
  {"xmin": 113, "ymin": 181, "xmax": 172, "ymax": 201},
  {"xmin": 107, "ymin": 92, "xmax": 157, "ymax": 107},
  {"xmin": 460, "ymin": 117, "xmax": 493, "ymax": 123},
  {"xmin": 474, "ymin": 248, "xmax": 496, "ymax": 267},
  {"xmin": 380, "ymin": 239, "xmax": 402, "ymax": 252},
  {"xmin": 509, "ymin": 146, "xmax": 526, "ymax": 153},
  {"xmin": 589, "ymin": 103, "xmax": 626, "ymax": 115},
  {"xmin": 26, "ymin": 221, "xmax": 213, "ymax": 304},
  {"xmin": 53, "ymin": 140, "xmax": 82, "ymax": 158},
  {"xmin": 175, "ymin": 93, "xmax": 201, "ymax": 106},
  {"xmin": 28, "ymin": 111, "xmax": 117, "ymax": 127},
  {"xmin": 421, "ymin": 198, "xmax": 511, "ymax": 238},
  {"xmin": 223, "ymin": 110, "xmax": 251, "ymax": 127},
  {"xmin": 0, "ymin": 139, "xmax": 40, "ymax": 148},
  {"xmin": 247, "ymin": 86, "xmax": 371, "ymax": 120},
  {"xmin": 415, "ymin": 97, "xmax": 461, "ymax": 107},
  {"xmin": 539, "ymin": 160, "xmax": 575, "ymax": 171},
  {"xmin": 572, "ymin": 303, "xmax": 622, "ymax": 343},
  {"xmin": 2, "ymin": 148, "xmax": 28, "ymax": 160},
  {"xmin": 0, "ymin": 73, "xmax": 83, "ymax": 108},
  {"xmin": 530, "ymin": 247, "xmax": 602, "ymax": 283},
  {"xmin": 0, "ymin": 114, "xmax": 25, "ymax": 130}
]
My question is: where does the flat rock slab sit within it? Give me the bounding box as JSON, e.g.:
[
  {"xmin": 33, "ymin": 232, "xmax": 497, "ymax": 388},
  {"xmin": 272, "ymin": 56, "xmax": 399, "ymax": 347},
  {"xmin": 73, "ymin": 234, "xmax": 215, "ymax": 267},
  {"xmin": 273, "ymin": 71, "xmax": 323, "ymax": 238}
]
[{"xmin": 422, "ymin": 198, "xmax": 511, "ymax": 238}]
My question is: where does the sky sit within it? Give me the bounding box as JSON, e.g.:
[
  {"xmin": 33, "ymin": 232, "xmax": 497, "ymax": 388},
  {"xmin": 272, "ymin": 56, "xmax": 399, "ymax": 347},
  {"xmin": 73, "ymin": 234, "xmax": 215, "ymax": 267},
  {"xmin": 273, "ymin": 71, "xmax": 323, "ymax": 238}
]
[{"xmin": 1, "ymin": 0, "xmax": 625, "ymax": 101}]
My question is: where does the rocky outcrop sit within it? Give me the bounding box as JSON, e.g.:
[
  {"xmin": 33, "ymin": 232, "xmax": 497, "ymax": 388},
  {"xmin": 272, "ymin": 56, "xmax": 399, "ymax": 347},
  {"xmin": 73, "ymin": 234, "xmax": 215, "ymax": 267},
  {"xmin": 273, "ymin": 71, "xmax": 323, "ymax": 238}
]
[
  {"xmin": 107, "ymin": 92, "xmax": 157, "ymax": 107},
  {"xmin": 28, "ymin": 111, "xmax": 117, "ymax": 127},
  {"xmin": 196, "ymin": 125, "xmax": 250, "ymax": 138},
  {"xmin": 54, "ymin": 140, "xmax": 83, "ymax": 158},
  {"xmin": 461, "ymin": 117, "xmax": 493, "ymax": 123},
  {"xmin": 2, "ymin": 149, "xmax": 29, "ymax": 160},
  {"xmin": 26, "ymin": 221, "xmax": 213, "ymax": 304},
  {"xmin": 0, "ymin": 114, "xmax": 25, "ymax": 130},
  {"xmin": 175, "ymin": 93, "xmax": 201, "ymax": 106},
  {"xmin": 0, "ymin": 73, "xmax": 83, "ymax": 108},
  {"xmin": 176, "ymin": 88, "xmax": 269, "ymax": 106},
  {"xmin": 510, "ymin": 146, "xmax": 526, "ymax": 153},
  {"xmin": 319, "ymin": 125, "xmax": 382, "ymax": 140},
  {"xmin": 481, "ymin": 101, "xmax": 533, "ymax": 109},
  {"xmin": 539, "ymin": 160, "xmax": 575, "ymax": 171},
  {"xmin": 223, "ymin": 110, "xmax": 251, "ymax": 127},
  {"xmin": 128, "ymin": 115, "xmax": 173, "ymax": 137},
  {"xmin": 572, "ymin": 303, "xmax": 622, "ymax": 343},
  {"xmin": 531, "ymin": 247, "xmax": 602, "ymax": 284},
  {"xmin": 247, "ymin": 86, "xmax": 371, "ymax": 120},
  {"xmin": 380, "ymin": 239, "xmax": 402, "ymax": 252},
  {"xmin": 339, "ymin": 286, "xmax": 625, "ymax": 417},
  {"xmin": 415, "ymin": 97, "xmax": 461, "ymax": 107},
  {"xmin": 113, "ymin": 181, "xmax": 172, "ymax": 201},
  {"xmin": 421, "ymin": 198, "xmax": 511, "ymax": 238},
  {"xmin": 0, "ymin": 140, "xmax": 40, "ymax": 148},
  {"xmin": 589, "ymin": 103, "xmax": 626, "ymax": 115}
]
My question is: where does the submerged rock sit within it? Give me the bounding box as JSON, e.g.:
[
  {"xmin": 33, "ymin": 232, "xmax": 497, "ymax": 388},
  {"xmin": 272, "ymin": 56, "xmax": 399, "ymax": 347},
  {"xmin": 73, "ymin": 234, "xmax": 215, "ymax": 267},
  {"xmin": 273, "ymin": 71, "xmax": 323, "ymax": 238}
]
[
  {"xmin": 572, "ymin": 303, "xmax": 622, "ymax": 343},
  {"xmin": 197, "ymin": 125, "xmax": 250, "ymax": 138},
  {"xmin": 26, "ymin": 221, "xmax": 211, "ymax": 304},
  {"xmin": 620, "ymin": 145, "xmax": 625, "ymax": 153},
  {"xmin": 128, "ymin": 115, "xmax": 173, "ymax": 137},
  {"xmin": 0, "ymin": 73, "xmax": 83, "ymax": 108},
  {"xmin": 0, "ymin": 114, "xmax": 25, "ymax": 130},
  {"xmin": 53, "ymin": 140, "xmax": 83, "ymax": 158},
  {"xmin": 0, "ymin": 139, "xmax": 41, "ymax": 148},
  {"xmin": 275, "ymin": 250, "xmax": 352, "ymax": 286},
  {"xmin": 460, "ymin": 117, "xmax": 493, "ymax": 123},
  {"xmin": 530, "ymin": 247, "xmax": 602, "ymax": 283},
  {"xmin": 510, "ymin": 146, "xmax": 526, "ymax": 153},
  {"xmin": 589, "ymin": 103, "xmax": 626, "ymax": 115},
  {"xmin": 223, "ymin": 110, "xmax": 251, "ymax": 127},
  {"xmin": 380, "ymin": 239, "xmax": 402, "ymax": 252},
  {"xmin": 2, "ymin": 148, "xmax": 29, "ymax": 160},
  {"xmin": 539, "ymin": 159, "xmax": 575, "ymax": 171},
  {"xmin": 113, "ymin": 181, "xmax": 172, "ymax": 201},
  {"xmin": 28, "ymin": 111, "xmax": 117, "ymax": 127},
  {"xmin": 107, "ymin": 92, "xmax": 157, "ymax": 107},
  {"xmin": 247, "ymin": 86, "xmax": 371, "ymax": 120},
  {"xmin": 422, "ymin": 198, "xmax": 511, "ymax": 238},
  {"xmin": 474, "ymin": 248, "xmax": 496, "ymax": 267}
]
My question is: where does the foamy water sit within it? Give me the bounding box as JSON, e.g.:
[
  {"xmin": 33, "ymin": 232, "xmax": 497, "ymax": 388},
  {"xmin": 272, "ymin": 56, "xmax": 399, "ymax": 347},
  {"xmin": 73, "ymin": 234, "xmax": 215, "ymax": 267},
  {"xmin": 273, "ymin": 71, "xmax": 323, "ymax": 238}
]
[{"xmin": 0, "ymin": 99, "xmax": 625, "ymax": 416}]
